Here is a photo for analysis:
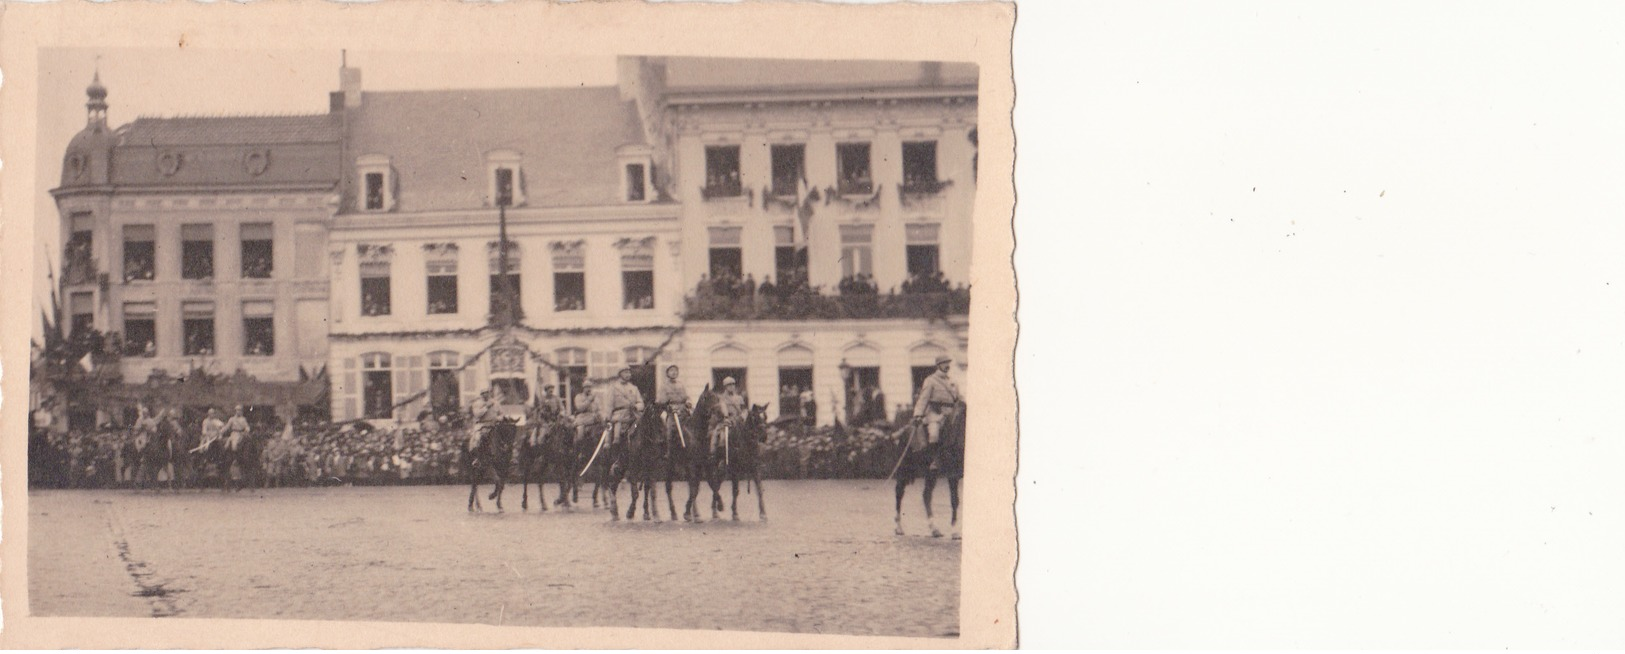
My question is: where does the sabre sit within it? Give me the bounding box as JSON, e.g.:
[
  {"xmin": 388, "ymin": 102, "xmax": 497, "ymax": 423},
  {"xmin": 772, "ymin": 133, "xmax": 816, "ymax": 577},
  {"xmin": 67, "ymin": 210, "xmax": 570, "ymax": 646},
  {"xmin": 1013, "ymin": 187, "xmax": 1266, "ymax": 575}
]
[
  {"xmin": 578, "ymin": 425, "xmax": 611, "ymax": 478},
  {"xmin": 723, "ymin": 425, "xmax": 731, "ymax": 467},
  {"xmin": 886, "ymin": 423, "xmax": 917, "ymax": 481},
  {"xmin": 671, "ymin": 408, "xmax": 687, "ymax": 449}
]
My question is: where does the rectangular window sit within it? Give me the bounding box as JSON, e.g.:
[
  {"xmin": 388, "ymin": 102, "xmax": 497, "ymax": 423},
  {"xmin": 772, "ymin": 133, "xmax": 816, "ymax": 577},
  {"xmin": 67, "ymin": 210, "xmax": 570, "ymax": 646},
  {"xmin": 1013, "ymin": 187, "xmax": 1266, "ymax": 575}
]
[
  {"xmin": 182, "ymin": 302, "xmax": 215, "ymax": 356},
  {"xmin": 553, "ymin": 246, "xmax": 585, "ymax": 312},
  {"xmin": 494, "ymin": 168, "xmax": 515, "ymax": 207},
  {"xmin": 770, "ymin": 144, "xmax": 805, "ymax": 197},
  {"xmin": 426, "ymin": 259, "xmax": 458, "ymax": 314},
  {"xmin": 837, "ymin": 142, "xmax": 873, "ymax": 195},
  {"xmin": 773, "ymin": 226, "xmax": 808, "ymax": 286},
  {"xmin": 553, "ymin": 272, "xmax": 585, "ymax": 312},
  {"xmin": 839, "ymin": 224, "xmax": 875, "ymax": 279},
  {"xmin": 625, "ymin": 163, "xmax": 647, "ymax": 202},
  {"xmin": 69, "ymin": 292, "xmax": 93, "ymax": 335},
  {"xmin": 181, "ymin": 224, "xmax": 214, "ymax": 280},
  {"xmin": 123, "ymin": 302, "xmax": 156, "ymax": 357},
  {"xmin": 365, "ymin": 173, "xmax": 385, "ymax": 210},
  {"xmin": 240, "ymin": 223, "xmax": 273, "ymax": 279},
  {"xmin": 906, "ymin": 245, "xmax": 940, "ymax": 277},
  {"xmin": 65, "ymin": 214, "xmax": 94, "ymax": 285},
  {"xmin": 704, "ymin": 145, "xmax": 742, "ymax": 198},
  {"xmin": 621, "ymin": 247, "xmax": 654, "ymax": 310},
  {"xmin": 123, "ymin": 224, "xmax": 155, "ymax": 282},
  {"xmin": 902, "ymin": 141, "xmax": 939, "ymax": 190},
  {"xmin": 708, "ymin": 248, "xmax": 742, "ymax": 280},
  {"xmin": 622, "ymin": 271, "xmax": 654, "ymax": 310},
  {"xmin": 360, "ymin": 260, "xmax": 392, "ymax": 316},
  {"xmin": 489, "ymin": 272, "xmax": 522, "ymax": 318},
  {"xmin": 242, "ymin": 301, "xmax": 274, "ymax": 356}
]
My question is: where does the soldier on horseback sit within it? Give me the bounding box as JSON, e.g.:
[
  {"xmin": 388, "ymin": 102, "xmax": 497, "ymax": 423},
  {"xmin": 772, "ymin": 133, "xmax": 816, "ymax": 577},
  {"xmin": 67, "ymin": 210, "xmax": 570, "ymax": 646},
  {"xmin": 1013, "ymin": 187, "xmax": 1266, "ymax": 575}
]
[
  {"xmin": 656, "ymin": 365, "xmax": 691, "ymax": 443},
  {"xmin": 715, "ymin": 376, "xmax": 745, "ymax": 456},
  {"xmin": 607, "ymin": 367, "xmax": 645, "ymax": 443},
  {"xmin": 224, "ymin": 405, "xmax": 251, "ymax": 451},
  {"xmin": 469, "ymin": 389, "xmax": 501, "ymax": 449},
  {"xmin": 573, "ymin": 381, "xmax": 603, "ymax": 444},
  {"xmin": 913, "ymin": 355, "xmax": 962, "ymax": 447}
]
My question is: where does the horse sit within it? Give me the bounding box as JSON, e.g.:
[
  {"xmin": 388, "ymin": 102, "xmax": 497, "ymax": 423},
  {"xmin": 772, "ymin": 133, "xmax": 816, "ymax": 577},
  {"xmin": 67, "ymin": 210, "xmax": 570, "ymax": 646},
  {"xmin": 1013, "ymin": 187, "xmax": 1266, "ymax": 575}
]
[
  {"xmin": 517, "ymin": 414, "xmax": 574, "ymax": 511},
  {"xmin": 132, "ymin": 417, "xmax": 177, "ymax": 491},
  {"xmin": 893, "ymin": 401, "xmax": 967, "ymax": 538},
  {"xmin": 466, "ymin": 418, "xmax": 519, "ymax": 512},
  {"xmin": 208, "ymin": 426, "xmax": 265, "ymax": 493},
  {"xmin": 704, "ymin": 402, "xmax": 769, "ymax": 522},
  {"xmin": 622, "ymin": 405, "xmax": 668, "ymax": 521},
  {"xmin": 656, "ymin": 397, "xmax": 708, "ymax": 521},
  {"xmin": 675, "ymin": 386, "xmax": 721, "ymax": 521}
]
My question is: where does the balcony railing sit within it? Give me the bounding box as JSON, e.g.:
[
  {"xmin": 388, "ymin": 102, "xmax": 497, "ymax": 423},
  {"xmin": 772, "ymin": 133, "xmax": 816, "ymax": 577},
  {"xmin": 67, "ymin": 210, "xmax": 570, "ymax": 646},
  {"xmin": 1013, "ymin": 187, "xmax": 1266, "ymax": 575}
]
[{"xmin": 684, "ymin": 281, "xmax": 969, "ymax": 322}]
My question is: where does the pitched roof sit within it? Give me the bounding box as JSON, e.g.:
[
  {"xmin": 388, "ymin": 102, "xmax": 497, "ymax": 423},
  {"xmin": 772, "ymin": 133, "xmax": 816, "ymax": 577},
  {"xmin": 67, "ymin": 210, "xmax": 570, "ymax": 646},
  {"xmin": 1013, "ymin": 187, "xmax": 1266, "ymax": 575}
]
[
  {"xmin": 119, "ymin": 114, "xmax": 342, "ymax": 147},
  {"xmin": 346, "ymin": 86, "xmax": 645, "ymax": 211}
]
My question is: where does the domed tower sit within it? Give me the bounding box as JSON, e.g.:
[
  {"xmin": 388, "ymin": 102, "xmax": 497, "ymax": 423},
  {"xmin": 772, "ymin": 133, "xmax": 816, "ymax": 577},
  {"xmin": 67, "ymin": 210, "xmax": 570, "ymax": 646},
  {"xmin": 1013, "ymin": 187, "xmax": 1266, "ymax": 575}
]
[
  {"xmin": 60, "ymin": 70, "xmax": 117, "ymax": 189},
  {"xmin": 52, "ymin": 69, "xmax": 121, "ymax": 344}
]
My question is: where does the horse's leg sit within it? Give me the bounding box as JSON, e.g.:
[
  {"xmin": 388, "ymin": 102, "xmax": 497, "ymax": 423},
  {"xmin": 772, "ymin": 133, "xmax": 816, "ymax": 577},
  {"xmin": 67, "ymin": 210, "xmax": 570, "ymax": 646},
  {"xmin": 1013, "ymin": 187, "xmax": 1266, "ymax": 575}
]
[
  {"xmin": 755, "ymin": 473, "xmax": 767, "ymax": 521},
  {"xmin": 520, "ymin": 453, "xmax": 531, "ymax": 511},
  {"xmin": 922, "ymin": 474, "xmax": 941, "ymax": 538},
  {"xmin": 665, "ymin": 457, "xmax": 680, "ymax": 521},
  {"xmin": 894, "ymin": 475, "xmax": 909, "ymax": 535},
  {"xmin": 948, "ymin": 477, "xmax": 962, "ymax": 539},
  {"xmin": 730, "ymin": 476, "xmax": 741, "ymax": 521}
]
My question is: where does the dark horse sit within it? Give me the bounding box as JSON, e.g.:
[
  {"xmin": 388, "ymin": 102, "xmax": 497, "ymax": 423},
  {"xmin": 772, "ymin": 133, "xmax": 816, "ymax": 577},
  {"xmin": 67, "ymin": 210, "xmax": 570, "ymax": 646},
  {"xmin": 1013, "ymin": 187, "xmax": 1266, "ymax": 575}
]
[
  {"xmin": 670, "ymin": 386, "xmax": 720, "ymax": 522},
  {"xmin": 704, "ymin": 401, "xmax": 769, "ymax": 522},
  {"xmin": 517, "ymin": 414, "xmax": 576, "ymax": 511},
  {"xmin": 466, "ymin": 418, "xmax": 519, "ymax": 512},
  {"xmin": 132, "ymin": 413, "xmax": 179, "ymax": 491},
  {"xmin": 205, "ymin": 427, "xmax": 265, "ymax": 493},
  {"xmin": 893, "ymin": 401, "xmax": 967, "ymax": 538},
  {"xmin": 622, "ymin": 404, "xmax": 668, "ymax": 521}
]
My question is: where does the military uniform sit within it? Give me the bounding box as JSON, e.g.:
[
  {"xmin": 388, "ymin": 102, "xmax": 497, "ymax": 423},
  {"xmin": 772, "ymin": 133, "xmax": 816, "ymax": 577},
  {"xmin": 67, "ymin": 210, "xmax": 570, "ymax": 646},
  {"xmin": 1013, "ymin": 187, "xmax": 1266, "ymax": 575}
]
[
  {"xmin": 469, "ymin": 394, "xmax": 501, "ymax": 447},
  {"xmin": 657, "ymin": 377, "xmax": 690, "ymax": 444},
  {"xmin": 914, "ymin": 357, "xmax": 962, "ymax": 444},
  {"xmin": 573, "ymin": 388, "xmax": 603, "ymax": 444},
  {"xmin": 606, "ymin": 376, "xmax": 645, "ymax": 443},
  {"xmin": 224, "ymin": 413, "xmax": 251, "ymax": 450}
]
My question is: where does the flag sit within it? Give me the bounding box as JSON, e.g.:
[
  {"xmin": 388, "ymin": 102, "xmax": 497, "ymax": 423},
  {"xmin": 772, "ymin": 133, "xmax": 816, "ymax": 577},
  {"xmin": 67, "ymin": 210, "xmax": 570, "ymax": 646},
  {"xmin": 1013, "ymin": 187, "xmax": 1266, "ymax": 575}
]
[{"xmin": 794, "ymin": 176, "xmax": 815, "ymax": 249}]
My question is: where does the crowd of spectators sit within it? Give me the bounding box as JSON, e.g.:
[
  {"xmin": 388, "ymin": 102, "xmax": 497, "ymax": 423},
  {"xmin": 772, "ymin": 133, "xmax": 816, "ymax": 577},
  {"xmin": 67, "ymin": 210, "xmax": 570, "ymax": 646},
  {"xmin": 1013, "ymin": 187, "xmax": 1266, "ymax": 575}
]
[{"xmin": 686, "ymin": 269, "xmax": 969, "ymax": 322}]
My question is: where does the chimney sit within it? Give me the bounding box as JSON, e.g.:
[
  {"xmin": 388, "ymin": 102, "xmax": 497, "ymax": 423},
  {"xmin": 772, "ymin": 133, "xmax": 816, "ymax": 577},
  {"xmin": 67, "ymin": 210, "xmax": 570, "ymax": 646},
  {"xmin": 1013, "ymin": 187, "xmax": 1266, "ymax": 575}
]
[{"xmin": 341, "ymin": 66, "xmax": 362, "ymax": 109}]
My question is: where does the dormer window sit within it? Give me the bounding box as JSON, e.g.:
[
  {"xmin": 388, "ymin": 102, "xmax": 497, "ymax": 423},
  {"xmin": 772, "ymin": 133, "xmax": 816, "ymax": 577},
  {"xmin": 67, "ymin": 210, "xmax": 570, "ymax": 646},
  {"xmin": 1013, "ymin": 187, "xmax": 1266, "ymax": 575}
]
[
  {"xmin": 356, "ymin": 154, "xmax": 395, "ymax": 212},
  {"xmin": 486, "ymin": 150, "xmax": 525, "ymax": 207},
  {"xmin": 616, "ymin": 144, "xmax": 655, "ymax": 204}
]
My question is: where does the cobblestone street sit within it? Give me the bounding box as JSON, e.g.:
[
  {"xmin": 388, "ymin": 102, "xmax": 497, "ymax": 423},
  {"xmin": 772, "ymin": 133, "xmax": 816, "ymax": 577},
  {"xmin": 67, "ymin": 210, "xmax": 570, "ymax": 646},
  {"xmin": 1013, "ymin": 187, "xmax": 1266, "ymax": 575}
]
[{"xmin": 30, "ymin": 480, "xmax": 961, "ymax": 638}]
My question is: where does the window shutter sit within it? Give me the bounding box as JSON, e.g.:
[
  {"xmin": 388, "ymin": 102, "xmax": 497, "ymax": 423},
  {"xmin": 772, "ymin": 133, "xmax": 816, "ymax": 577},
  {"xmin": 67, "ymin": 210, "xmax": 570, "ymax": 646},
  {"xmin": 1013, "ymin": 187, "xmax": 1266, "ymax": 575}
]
[{"xmin": 337, "ymin": 357, "xmax": 358, "ymax": 421}]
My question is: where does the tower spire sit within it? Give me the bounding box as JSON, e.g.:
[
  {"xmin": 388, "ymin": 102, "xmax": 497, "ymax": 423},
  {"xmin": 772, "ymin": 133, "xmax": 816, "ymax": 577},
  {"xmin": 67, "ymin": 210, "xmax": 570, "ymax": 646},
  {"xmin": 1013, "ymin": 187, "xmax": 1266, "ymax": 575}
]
[{"xmin": 85, "ymin": 56, "xmax": 108, "ymax": 128}]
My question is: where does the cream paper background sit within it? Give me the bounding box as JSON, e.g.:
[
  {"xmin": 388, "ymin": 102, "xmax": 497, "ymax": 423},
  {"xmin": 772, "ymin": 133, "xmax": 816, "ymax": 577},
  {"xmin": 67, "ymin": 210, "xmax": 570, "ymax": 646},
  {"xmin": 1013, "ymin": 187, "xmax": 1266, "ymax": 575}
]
[{"xmin": 0, "ymin": 1, "xmax": 1018, "ymax": 649}]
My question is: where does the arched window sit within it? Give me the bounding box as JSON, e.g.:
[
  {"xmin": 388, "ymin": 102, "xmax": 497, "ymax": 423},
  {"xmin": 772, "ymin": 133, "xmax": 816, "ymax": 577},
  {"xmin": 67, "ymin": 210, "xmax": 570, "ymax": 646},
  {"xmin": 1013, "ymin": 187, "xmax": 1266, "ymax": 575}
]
[
  {"xmin": 776, "ymin": 344, "xmax": 815, "ymax": 418},
  {"xmin": 360, "ymin": 352, "xmax": 393, "ymax": 419},
  {"xmin": 555, "ymin": 347, "xmax": 589, "ymax": 411},
  {"xmin": 841, "ymin": 344, "xmax": 883, "ymax": 427},
  {"xmin": 711, "ymin": 344, "xmax": 749, "ymax": 392},
  {"xmin": 909, "ymin": 343, "xmax": 948, "ymax": 400},
  {"xmin": 427, "ymin": 351, "xmax": 462, "ymax": 413}
]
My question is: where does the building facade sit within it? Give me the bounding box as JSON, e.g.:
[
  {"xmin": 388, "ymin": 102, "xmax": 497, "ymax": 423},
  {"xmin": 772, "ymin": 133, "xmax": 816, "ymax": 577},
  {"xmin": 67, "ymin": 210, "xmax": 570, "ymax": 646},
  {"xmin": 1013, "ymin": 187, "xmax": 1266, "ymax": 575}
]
[
  {"xmin": 323, "ymin": 72, "xmax": 684, "ymax": 423},
  {"xmin": 50, "ymin": 74, "xmax": 339, "ymax": 426},
  {"xmin": 638, "ymin": 57, "xmax": 977, "ymax": 425},
  {"xmin": 49, "ymin": 56, "xmax": 975, "ymax": 430}
]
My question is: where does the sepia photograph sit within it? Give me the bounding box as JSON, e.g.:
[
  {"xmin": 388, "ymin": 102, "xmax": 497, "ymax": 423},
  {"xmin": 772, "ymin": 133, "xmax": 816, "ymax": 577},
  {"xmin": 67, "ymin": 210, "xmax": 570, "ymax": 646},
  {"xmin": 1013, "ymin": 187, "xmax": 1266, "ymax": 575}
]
[{"xmin": 2, "ymin": 3, "xmax": 1016, "ymax": 649}]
